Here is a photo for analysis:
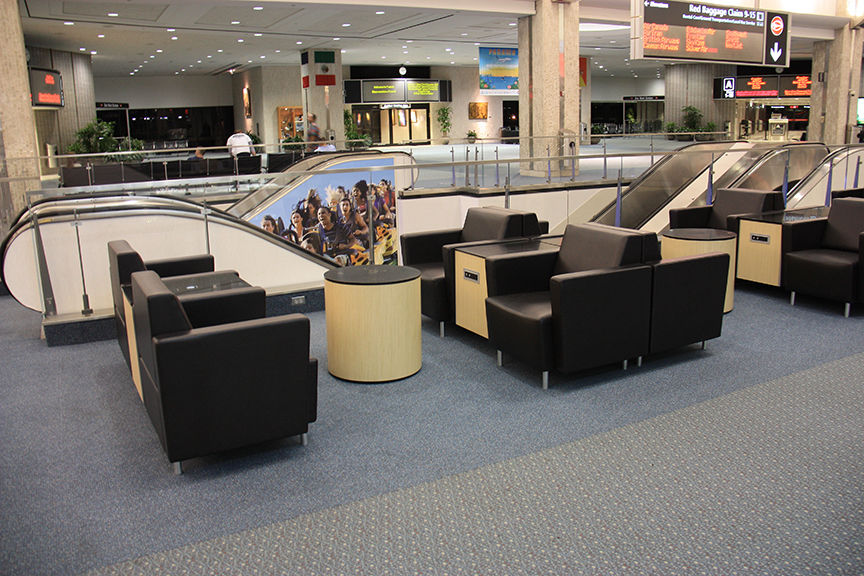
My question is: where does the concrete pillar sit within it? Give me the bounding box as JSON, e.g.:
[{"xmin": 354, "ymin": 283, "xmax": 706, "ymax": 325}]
[
  {"xmin": 664, "ymin": 63, "xmax": 735, "ymax": 134},
  {"xmin": 0, "ymin": 0, "xmax": 41, "ymax": 234},
  {"xmin": 812, "ymin": 25, "xmax": 863, "ymax": 145},
  {"xmin": 518, "ymin": 0, "xmax": 580, "ymax": 177},
  {"xmin": 301, "ymin": 50, "xmax": 345, "ymax": 148}
]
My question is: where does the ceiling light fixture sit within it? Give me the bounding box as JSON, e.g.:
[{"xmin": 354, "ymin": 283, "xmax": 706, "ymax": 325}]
[{"xmin": 64, "ymin": 21, "xmax": 74, "ymax": 25}]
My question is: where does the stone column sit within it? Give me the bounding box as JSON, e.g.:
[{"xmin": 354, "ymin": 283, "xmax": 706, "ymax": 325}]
[
  {"xmin": 0, "ymin": 0, "xmax": 41, "ymax": 234},
  {"xmin": 518, "ymin": 0, "xmax": 580, "ymax": 177},
  {"xmin": 664, "ymin": 63, "xmax": 735, "ymax": 135},
  {"xmin": 812, "ymin": 25, "xmax": 863, "ymax": 145},
  {"xmin": 301, "ymin": 50, "xmax": 345, "ymax": 147}
]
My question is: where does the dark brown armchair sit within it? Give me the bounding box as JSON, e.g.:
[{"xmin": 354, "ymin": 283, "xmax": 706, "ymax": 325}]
[
  {"xmin": 108, "ymin": 240, "xmax": 215, "ymax": 368},
  {"xmin": 669, "ymin": 188, "xmax": 785, "ymax": 234},
  {"xmin": 399, "ymin": 207, "xmax": 544, "ymax": 336},
  {"xmin": 782, "ymin": 197, "xmax": 864, "ymax": 317},
  {"xmin": 131, "ymin": 270, "xmax": 317, "ymax": 473}
]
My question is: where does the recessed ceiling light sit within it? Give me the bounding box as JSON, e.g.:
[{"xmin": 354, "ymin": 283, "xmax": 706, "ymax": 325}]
[
  {"xmin": 296, "ymin": 41, "xmax": 302, "ymax": 44},
  {"xmin": 167, "ymin": 29, "xmax": 174, "ymax": 32},
  {"xmin": 197, "ymin": 60, "xmax": 201, "ymax": 63},
  {"xmin": 402, "ymin": 45, "xmax": 407, "ymax": 48},
  {"xmin": 97, "ymin": 34, "xmax": 105, "ymax": 38},
  {"xmin": 156, "ymin": 49, "xmax": 162, "ymax": 53},
  {"xmin": 382, "ymin": 56, "xmax": 386, "ymax": 59},
  {"xmin": 218, "ymin": 49, "xmax": 223, "ymax": 52},
  {"xmin": 108, "ymin": 13, "xmax": 118, "ymax": 17},
  {"xmin": 333, "ymin": 37, "xmax": 340, "ymax": 41},
  {"xmin": 64, "ymin": 21, "xmax": 74, "ymax": 25},
  {"xmin": 426, "ymin": 56, "xmax": 431, "ymax": 59},
  {"xmin": 474, "ymin": 43, "xmax": 480, "ymax": 46},
  {"xmin": 275, "ymin": 50, "xmax": 281, "ymax": 53},
  {"xmin": 175, "ymin": 71, "xmax": 179, "ymax": 74},
  {"xmin": 260, "ymin": 55, "xmax": 265, "ymax": 58},
  {"xmin": 182, "ymin": 68, "xmax": 186, "ymax": 71},
  {"xmin": 248, "ymin": 60, "xmax": 253, "ymax": 63},
  {"xmin": 376, "ymin": 11, "xmax": 385, "ymax": 14},
  {"xmin": 473, "ymin": 57, "xmax": 478, "ymax": 60},
  {"xmin": 407, "ymin": 40, "xmax": 413, "ymax": 43},
  {"xmin": 446, "ymin": 48, "xmax": 451, "ymax": 51},
  {"xmin": 79, "ymin": 47, "xmax": 86, "ymax": 51},
  {"xmin": 91, "ymin": 51, "xmax": 97, "ymax": 55},
  {"xmin": 403, "ymin": 51, "xmax": 408, "ymax": 54},
  {"xmin": 232, "ymin": 21, "xmax": 240, "ymax": 25},
  {"xmin": 238, "ymin": 39, "xmax": 244, "ymax": 42},
  {"xmin": 131, "ymin": 72, "xmax": 135, "ymax": 75},
  {"xmin": 509, "ymin": 22, "xmax": 516, "ymax": 26},
  {"xmin": 253, "ymin": 6, "xmax": 263, "ymax": 10},
  {"xmin": 171, "ymin": 37, "xmax": 178, "ymax": 40},
  {"xmin": 461, "ymin": 33, "xmax": 468, "ymax": 36},
  {"xmin": 341, "ymin": 49, "xmax": 347, "ymax": 53},
  {"xmin": 254, "ymin": 33, "xmax": 262, "ymax": 37},
  {"xmin": 342, "ymin": 23, "xmax": 350, "ymax": 27},
  {"xmin": 207, "ymin": 55, "xmax": 212, "ymax": 58},
  {"xmin": 450, "ymin": 61, "xmax": 455, "ymax": 64}
]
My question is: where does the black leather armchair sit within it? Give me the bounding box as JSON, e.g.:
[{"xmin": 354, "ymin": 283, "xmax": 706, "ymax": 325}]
[
  {"xmin": 669, "ymin": 188, "xmax": 785, "ymax": 234},
  {"xmin": 131, "ymin": 270, "xmax": 317, "ymax": 472},
  {"xmin": 484, "ymin": 223, "xmax": 653, "ymax": 389},
  {"xmin": 782, "ymin": 197, "xmax": 864, "ymax": 317},
  {"xmin": 399, "ymin": 206, "xmax": 544, "ymax": 336},
  {"xmin": 108, "ymin": 240, "xmax": 216, "ymax": 369}
]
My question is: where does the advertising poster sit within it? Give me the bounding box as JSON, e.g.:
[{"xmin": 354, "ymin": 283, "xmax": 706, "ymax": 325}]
[
  {"xmin": 479, "ymin": 47, "xmax": 519, "ymax": 95},
  {"xmin": 252, "ymin": 159, "xmax": 398, "ymax": 267}
]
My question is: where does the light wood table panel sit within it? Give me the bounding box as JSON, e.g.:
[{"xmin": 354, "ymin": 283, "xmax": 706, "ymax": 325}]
[
  {"xmin": 454, "ymin": 251, "xmax": 489, "ymax": 338},
  {"xmin": 737, "ymin": 219, "xmax": 782, "ymax": 286},
  {"xmin": 325, "ymin": 266, "xmax": 421, "ymax": 382}
]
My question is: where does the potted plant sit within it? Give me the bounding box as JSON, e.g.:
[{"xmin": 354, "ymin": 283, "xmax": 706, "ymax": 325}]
[
  {"xmin": 591, "ymin": 124, "xmax": 603, "ymax": 145},
  {"xmin": 467, "ymin": 130, "xmax": 478, "ymax": 144},
  {"xmin": 702, "ymin": 121, "xmax": 718, "ymax": 141},
  {"xmin": 437, "ymin": 106, "xmax": 452, "ymax": 144},
  {"xmin": 679, "ymin": 106, "xmax": 703, "ymax": 141},
  {"xmin": 665, "ymin": 122, "xmax": 678, "ymax": 140},
  {"xmin": 68, "ymin": 119, "xmax": 145, "ymax": 162}
]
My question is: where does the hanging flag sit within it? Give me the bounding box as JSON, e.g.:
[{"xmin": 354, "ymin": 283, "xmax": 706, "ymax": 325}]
[
  {"xmin": 314, "ymin": 51, "xmax": 336, "ymax": 86},
  {"xmin": 300, "ymin": 51, "xmax": 310, "ymax": 89}
]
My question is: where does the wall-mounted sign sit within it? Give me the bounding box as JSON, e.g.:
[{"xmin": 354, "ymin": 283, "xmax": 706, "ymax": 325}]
[
  {"xmin": 406, "ymin": 80, "xmax": 439, "ymax": 102},
  {"xmin": 361, "ymin": 80, "xmax": 406, "ymax": 103},
  {"xmin": 736, "ymin": 75, "xmax": 779, "ymax": 97},
  {"xmin": 479, "ymin": 47, "xmax": 518, "ymax": 95},
  {"xmin": 96, "ymin": 102, "xmax": 129, "ymax": 109},
  {"xmin": 632, "ymin": 1, "xmax": 790, "ymax": 67},
  {"xmin": 29, "ymin": 67, "xmax": 64, "ymax": 107},
  {"xmin": 779, "ymin": 75, "xmax": 812, "ymax": 97},
  {"xmin": 623, "ymin": 95, "xmax": 664, "ymax": 101},
  {"xmin": 713, "ymin": 75, "xmax": 810, "ymax": 99}
]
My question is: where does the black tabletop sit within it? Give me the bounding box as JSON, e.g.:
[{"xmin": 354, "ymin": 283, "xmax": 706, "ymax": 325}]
[
  {"xmin": 457, "ymin": 237, "xmax": 561, "ymax": 258},
  {"xmin": 161, "ymin": 271, "xmax": 250, "ymax": 295},
  {"xmin": 324, "ymin": 265, "xmax": 420, "ymax": 285},
  {"xmin": 662, "ymin": 228, "xmax": 737, "ymax": 241},
  {"xmin": 739, "ymin": 206, "xmax": 830, "ymax": 224}
]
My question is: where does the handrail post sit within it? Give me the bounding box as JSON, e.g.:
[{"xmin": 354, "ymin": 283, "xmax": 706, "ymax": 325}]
[
  {"xmin": 495, "ymin": 146, "xmax": 500, "ymax": 187},
  {"xmin": 615, "ymin": 170, "xmax": 623, "ymax": 227},
  {"xmin": 546, "ymin": 145, "xmax": 551, "ymax": 183},
  {"xmin": 825, "ymin": 158, "xmax": 834, "ymax": 207},
  {"xmin": 707, "ymin": 153, "xmax": 715, "ymax": 205},
  {"xmin": 782, "ymin": 149, "xmax": 790, "ymax": 207},
  {"xmin": 450, "ymin": 147, "xmax": 456, "ymax": 187},
  {"xmin": 855, "ymin": 156, "xmax": 862, "ymax": 189},
  {"xmin": 603, "ymin": 139, "xmax": 608, "ymax": 180},
  {"xmin": 474, "ymin": 147, "xmax": 479, "ymax": 187},
  {"xmin": 464, "ymin": 147, "xmax": 470, "ymax": 187},
  {"xmin": 72, "ymin": 209, "xmax": 93, "ymax": 315}
]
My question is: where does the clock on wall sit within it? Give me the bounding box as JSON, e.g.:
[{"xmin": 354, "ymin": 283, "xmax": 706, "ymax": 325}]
[{"xmin": 399, "ymin": 66, "xmax": 407, "ymax": 76}]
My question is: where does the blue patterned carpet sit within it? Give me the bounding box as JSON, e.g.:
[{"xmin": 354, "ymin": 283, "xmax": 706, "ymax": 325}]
[{"xmin": 0, "ymin": 281, "xmax": 862, "ymax": 575}]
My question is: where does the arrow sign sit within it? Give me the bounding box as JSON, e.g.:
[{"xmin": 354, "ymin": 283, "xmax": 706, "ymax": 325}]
[
  {"xmin": 763, "ymin": 12, "xmax": 790, "ymax": 67},
  {"xmin": 770, "ymin": 42, "xmax": 783, "ymax": 62}
]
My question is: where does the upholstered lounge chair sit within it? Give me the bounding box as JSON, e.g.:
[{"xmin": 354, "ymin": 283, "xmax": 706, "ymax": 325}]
[
  {"xmin": 131, "ymin": 270, "xmax": 317, "ymax": 473},
  {"xmin": 783, "ymin": 197, "xmax": 864, "ymax": 317},
  {"xmin": 108, "ymin": 240, "xmax": 215, "ymax": 368},
  {"xmin": 484, "ymin": 223, "xmax": 653, "ymax": 389},
  {"xmin": 399, "ymin": 206, "xmax": 544, "ymax": 336},
  {"xmin": 669, "ymin": 188, "xmax": 785, "ymax": 234}
]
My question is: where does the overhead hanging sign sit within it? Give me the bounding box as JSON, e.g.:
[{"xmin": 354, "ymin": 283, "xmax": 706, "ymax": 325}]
[
  {"xmin": 479, "ymin": 47, "xmax": 519, "ymax": 95},
  {"xmin": 631, "ymin": 1, "xmax": 790, "ymax": 68},
  {"xmin": 713, "ymin": 75, "xmax": 811, "ymax": 99},
  {"xmin": 29, "ymin": 67, "xmax": 64, "ymax": 107}
]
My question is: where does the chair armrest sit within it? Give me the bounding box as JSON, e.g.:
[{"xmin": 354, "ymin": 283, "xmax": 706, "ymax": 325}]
[
  {"xmin": 485, "ymin": 250, "xmax": 559, "ymax": 297},
  {"xmin": 145, "ymin": 254, "xmax": 215, "ymax": 277},
  {"xmin": 549, "ymin": 265, "xmax": 652, "ymax": 373},
  {"xmin": 669, "ymin": 205, "xmax": 712, "ymax": 229},
  {"xmin": 781, "ymin": 218, "xmax": 828, "ymax": 253},
  {"xmin": 400, "ymin": 229, "xmax": 462, "ymax": 264},
  {"xmin": 178, "ymin": 286, "xmax": 267, "ymax": 328}
]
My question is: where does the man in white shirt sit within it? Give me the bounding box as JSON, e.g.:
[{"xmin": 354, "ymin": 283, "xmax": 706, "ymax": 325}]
[{"xmin": 226, "ymin": 129, "xmax": 256, "ymax": 157}]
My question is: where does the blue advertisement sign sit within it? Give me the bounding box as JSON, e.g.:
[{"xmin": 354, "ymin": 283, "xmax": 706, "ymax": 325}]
[{"xmin": 479, "ymin": 47, "xmax": 519, "ymax": 96}]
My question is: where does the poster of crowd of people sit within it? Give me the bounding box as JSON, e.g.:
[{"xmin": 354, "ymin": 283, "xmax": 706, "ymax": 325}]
[{"xmin": 252, "ymin": 159, "xmax": 398, "ymax": 267}]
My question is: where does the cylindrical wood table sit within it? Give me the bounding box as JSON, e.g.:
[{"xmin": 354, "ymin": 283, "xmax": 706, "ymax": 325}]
[
  {"xmin": 661, "ymin": 228, "xmax": 737, "ymax": 313},
  {"xmin": 324, "ymin": 265, "xmax": 421, "ymax": 382}
]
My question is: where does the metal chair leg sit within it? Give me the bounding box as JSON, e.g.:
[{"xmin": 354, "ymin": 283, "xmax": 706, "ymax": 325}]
[
  {"xmin": 622, "ymin": 359, "xmax": 628, "ymax": 370},
  {"xmin": 790, "ymin": 291, "xmax": 796, "ymax": 306},
  {"xmin": 637, "ymin": 356, "xmax": 642, "ymax": 367},
  {"xmin": 173, "ymin": 461, "xmax": 183, "ymax": 475},
  {"xmin": 541, "ymin": 371, "xmax": 549, "ymax": 390},
  {"xmin": 439, "ymin": 321, "xmax": 445, "ymax": 337},
  {"xmin": 301, "ymin": 432, "xmax": 309, "ymax": 446},
  {"xmin": 845, "ymin": 302, "xmax": 851, "ymax": 318},
  {"xmin": 497, "ymin": 350, "xmax": 503, "ymax": 367},
  {"xmin": 701, "ymin": 340, "xmax": 706, "ymax": 350}
]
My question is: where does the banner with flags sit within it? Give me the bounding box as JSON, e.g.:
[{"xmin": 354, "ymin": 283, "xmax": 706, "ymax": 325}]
[{"xmin": 301, "ymin": 51, "xmax": 336, "ymax": 88}]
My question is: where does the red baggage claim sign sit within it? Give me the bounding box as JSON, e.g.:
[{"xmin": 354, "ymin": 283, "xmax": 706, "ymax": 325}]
[{"xmin": 29, "ymin": 68, "xmax": 64, "ymax": 107}]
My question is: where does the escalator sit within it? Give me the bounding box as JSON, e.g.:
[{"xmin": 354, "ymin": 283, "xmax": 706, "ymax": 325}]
[
  {"xmin": 591, "ymin": 141, "xmax": 830, "ymax": 231},
  {"xmin": 1, "ymin": 151, "xmax": 415, "ymax": 317}
]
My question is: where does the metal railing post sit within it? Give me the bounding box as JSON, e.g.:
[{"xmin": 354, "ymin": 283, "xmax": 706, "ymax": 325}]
[
  {"xmin": 464, "ymin": 147, "xmax": 470, "ymax": 187},
  {"xmin": 782, "ymin": 149, "xmax": 790, "ymax": 207},
  {"xmin": 707, "ymin": 153, "xmax": 715, "ymax": 205},
  {"xmin": 546, "ymin": 145, "xmax": 551, "ymax": 183},
  {"xmin": 855, "ymin": 156, "xmax": 862, "ymax": 189},
  {"xmin": 825, "ymin": 158, "xmax": 834, "ymax": 207},
  {"xmin": 450, "ymin": 147, "xmax": 456, "ymax": 187},
  {"xmin": 603, "ymin": 139, "xmax": 608, "ymax": 179},
  {"xmin": 72, "ymin": 210, "xmax": 93, "ymax": 315},
  {"xmin": 495, "ymin": 147, "xmax": 500, "ymax": 187}
]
